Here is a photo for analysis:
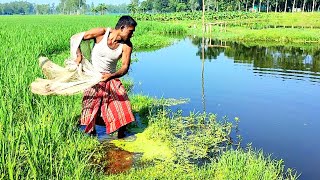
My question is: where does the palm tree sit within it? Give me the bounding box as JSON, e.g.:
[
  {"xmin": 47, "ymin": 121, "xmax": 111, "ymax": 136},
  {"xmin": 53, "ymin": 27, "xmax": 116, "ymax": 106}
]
[
  {"xmin": 91, "ymin": 7, "xmax": 98, "ymax": 15},
  {"xmin": 96, "ymin": 3, "xmax": 107, "ymax": 15}
]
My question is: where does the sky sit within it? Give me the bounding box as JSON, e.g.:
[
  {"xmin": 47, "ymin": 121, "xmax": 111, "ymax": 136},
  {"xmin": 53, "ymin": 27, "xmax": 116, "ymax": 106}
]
[{"xmin": 0, "ymin": 0, "xmax": 130, "ymax": 5}]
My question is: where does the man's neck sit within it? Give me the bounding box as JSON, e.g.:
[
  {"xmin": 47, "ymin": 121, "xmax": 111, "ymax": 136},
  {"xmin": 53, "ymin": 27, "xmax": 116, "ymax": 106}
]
[{"xmin": 108, "ymin": 28, "xmax": 121, "ymax": 43}]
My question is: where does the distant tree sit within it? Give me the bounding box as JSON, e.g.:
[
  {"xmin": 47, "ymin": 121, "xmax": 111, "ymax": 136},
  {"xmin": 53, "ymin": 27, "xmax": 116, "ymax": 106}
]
[
  {"xmin": 302, "ymin": 0, "xmax": 307, "ymax": 11},
  {"xmin": 258, "ymin": 0, "xmax": 263, "ymax": 12},
  {"xmin": 167, "ymin": 0, "xmax": 176, "ymax": 12},
  {"xmin": 189, "ymin": 0, "xmax": 199, "ymax": 12},
  {"xmin": 153, "ymin": 0, "xmax": 170, "ymax": 12},
  {"xmin": 3, "ymin": 0, "xmax": 318, "ymax": 14},
  {"xmin": 292, "ymin": 0, "xmax": 296, "ymax": 12},
  {"xmin": 0, "ymin": 1, "xmax": 35, "ymax": 15},
  {"xmin": 36, "ymin": 4, "xmax": 50, "ymax": 14},
  {"xmin": 96, "ymin": 3, "xmax": 107, "ymax": 15},
  {"xmin": 284, "ymin": 0, "xmax": 288, "ymax": 12},
  {"xmin": 91, "ymin": 7, "xmax": 98, "ymax": 15},
  {"xmin": 252, "ymin": 0, "xmax": 256, "ymax": 11},
  {"xmin": 311, "ymin": 0, "xmax": 316, "ymax": 12},
  {"xmin": 140, "ymin": 0, "xmax": 153, "ymax": 12},
  {"xmin": 204, "ymin": 0, "xmax": 213, "ymax": 11},
  {"xmin": 176, "ymin": 2, "xmax": 187, "ymax": 11},
  {"xmin": 50, "ymin": 3, "xmax": 56, "ymax": 14},
  {"xmin": 107, "ymin": 4, "xmax": 128, "ymax": 13},
  {"xmin": 127, "ymin": 0, "xmax": 139, "ymax": 13},
  {"xmin": 0, "ymin": 5, "xmax": 3, "ymax": 14},
  {"xmin": 57, "ymin": 0, "xmax": 86, "ymax": 14},
  {"xmin": 245, "ymin": 0, "xmax": 249, "ymax": 11}
]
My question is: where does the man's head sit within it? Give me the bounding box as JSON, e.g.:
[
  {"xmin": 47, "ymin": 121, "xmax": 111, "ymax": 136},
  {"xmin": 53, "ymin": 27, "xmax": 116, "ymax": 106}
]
[
  {"xmin": 115, "ymin": 15, "xmax": 137, "ymax": 29},
  {"xmin": 115, "ymin": 15, "xmax": 137, "ymax": 41}
]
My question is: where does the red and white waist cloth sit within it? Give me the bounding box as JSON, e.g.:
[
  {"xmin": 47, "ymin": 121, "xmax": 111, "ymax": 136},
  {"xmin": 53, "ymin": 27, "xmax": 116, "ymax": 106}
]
[{"xmin": 80, "ymin": 79, "xmax": 135, "ymax": 134}]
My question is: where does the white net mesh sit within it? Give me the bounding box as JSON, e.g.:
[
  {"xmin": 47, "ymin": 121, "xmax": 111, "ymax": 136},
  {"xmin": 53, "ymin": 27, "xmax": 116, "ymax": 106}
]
[{"xmin": 30, "ymin": 32, "xmax": 102, "ymax": 96}]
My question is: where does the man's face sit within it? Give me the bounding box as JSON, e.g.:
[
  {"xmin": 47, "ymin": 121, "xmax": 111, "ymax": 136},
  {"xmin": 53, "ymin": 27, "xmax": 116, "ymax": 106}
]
[{"xmin": 120, "ymin": 25, "xmax": 135, "ymax": 41}]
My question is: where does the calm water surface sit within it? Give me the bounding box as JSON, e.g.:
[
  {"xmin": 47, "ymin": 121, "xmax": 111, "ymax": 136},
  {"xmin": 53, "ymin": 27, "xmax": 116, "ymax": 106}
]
[{"xmin": 129, "ymin": 37, "xmax": 320, "ymax": 180}]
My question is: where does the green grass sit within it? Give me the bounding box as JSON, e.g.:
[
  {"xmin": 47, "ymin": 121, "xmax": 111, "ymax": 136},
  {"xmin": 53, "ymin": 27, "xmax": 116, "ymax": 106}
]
[
  {"xmin": 0, "ymin": 14, "xmax": 185, "ymax": 179},
  {"xmin": 105, "ymin": 149, "xmax": 299, "ymax": 179},
  {"xmin": 107, "ymin": 108, "xmax": 299, "ymax": 180},
  {"xmin": 211, "ymin": 148, "xmax": 299, "ymax": 180},
  {"xmin": 153, "ymin": 12, "xmax": 320, "ymax": 43},
  {"xmin": 0, "ymin": 14, "xmax": 299, "ymax": 179}
]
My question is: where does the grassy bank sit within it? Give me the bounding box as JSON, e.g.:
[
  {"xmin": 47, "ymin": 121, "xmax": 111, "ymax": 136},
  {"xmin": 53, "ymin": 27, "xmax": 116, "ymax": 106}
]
[
  {"xmin": 134, "ymin": 12, "xmax": 320, "ymax": 44},
  {"xmin": 108, "ymin": 103, "xmax": 298, "ymax": 179},
  {"xmin": 0, "ymin": 15, "xmax": 298, "ymax": 179},
  {"xmin": 195, "ymin": 12, "xmax": 320, "ymax": 43}
]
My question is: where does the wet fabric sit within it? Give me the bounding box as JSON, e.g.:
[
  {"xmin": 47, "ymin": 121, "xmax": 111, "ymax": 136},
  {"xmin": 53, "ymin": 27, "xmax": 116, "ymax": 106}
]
[{"xmin": 80, "ymin": 79, "xmax": 135, "ymax": 134}]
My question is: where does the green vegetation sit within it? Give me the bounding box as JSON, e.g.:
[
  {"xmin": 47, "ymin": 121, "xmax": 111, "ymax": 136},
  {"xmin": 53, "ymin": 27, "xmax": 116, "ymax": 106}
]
[
  {"xmin": 133, "ymin": 11, "xmax": 262, "ymax": 21},
  {"xmin": 0, "ymin": 15, "xmax": 182, "ymax": 179},
  {"xmin": 104, "ymin": 149, "xmax": 298, "ymax": 179},
  {"xmin": 3, "ymin": 0, "xmax": 320, "ymax": 15},
  {"xmin": 132, "ymin": 12, "xmax": 320, "ymax": 43},
  {"xmin": 0, "ymin": 14, "xmax": 300, "ymax": 179},
  {"xmin": 108, "ymin": 107, "xmax": 298, "ymax": 179}
]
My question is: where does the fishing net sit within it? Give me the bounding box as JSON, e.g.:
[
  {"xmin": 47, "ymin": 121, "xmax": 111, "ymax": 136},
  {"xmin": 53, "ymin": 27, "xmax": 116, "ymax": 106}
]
[{"xmin": 30, "ymin": 32, "xmax": 102, "ymax": 95}]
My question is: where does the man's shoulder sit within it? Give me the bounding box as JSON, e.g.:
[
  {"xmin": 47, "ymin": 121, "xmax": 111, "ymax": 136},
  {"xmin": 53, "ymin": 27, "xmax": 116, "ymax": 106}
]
[{"xmin": 123, "ymin": 40, "xmax": 133, "ymax": 48}]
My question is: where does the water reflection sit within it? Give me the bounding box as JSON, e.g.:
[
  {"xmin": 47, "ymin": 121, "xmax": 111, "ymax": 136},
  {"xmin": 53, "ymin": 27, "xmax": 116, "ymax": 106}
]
[
  {"xmin": 192, "ymin": 37, "xmax": 320, "ymax": 84},
  {"xmin": 201, "ymin": 36, "xmax": 206, "ymax": 112}
]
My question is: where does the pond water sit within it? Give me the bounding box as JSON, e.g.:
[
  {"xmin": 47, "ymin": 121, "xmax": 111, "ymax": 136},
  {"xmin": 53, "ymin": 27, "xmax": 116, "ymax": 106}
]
[{"xmin": 129, "ymin": 37, "xmax": 320, "ymax": 180}]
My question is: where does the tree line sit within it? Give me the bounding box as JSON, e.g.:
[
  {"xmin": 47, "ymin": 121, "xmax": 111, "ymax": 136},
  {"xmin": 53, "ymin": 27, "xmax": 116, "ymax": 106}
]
[
  {"xmin": 0, "ymin": 0, "xmax": 127, "ymax": 15},
  {"xmin": 130, "ymin": 0, "xmax": 320, "ymax": 13},
  {"xmin": 1, "ymin": 0, "xmax": 319, "ymax": 15}
]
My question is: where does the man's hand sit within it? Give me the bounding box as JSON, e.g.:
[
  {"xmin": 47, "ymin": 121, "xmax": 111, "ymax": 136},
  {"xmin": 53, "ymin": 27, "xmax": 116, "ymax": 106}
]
[
  {"xmin": 101, "ymin": 73, "xmax": 112, "ymax": 82},
  {"xmin": 75, "ymin": 55, "xmax": 82, "ymax": 65}
]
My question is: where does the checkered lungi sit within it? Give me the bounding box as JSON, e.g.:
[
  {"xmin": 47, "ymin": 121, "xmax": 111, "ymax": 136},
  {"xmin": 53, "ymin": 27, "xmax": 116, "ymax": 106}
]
[{"xmin": 80, "ymin": 79, "xmax": 135, "ymax": 134}]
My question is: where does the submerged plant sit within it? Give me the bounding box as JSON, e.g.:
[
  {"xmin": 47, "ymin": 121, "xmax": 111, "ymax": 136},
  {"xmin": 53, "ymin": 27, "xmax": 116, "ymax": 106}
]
[{"xmin": 146, "ymin": 109, "xmax": 232, "ymax": 166}]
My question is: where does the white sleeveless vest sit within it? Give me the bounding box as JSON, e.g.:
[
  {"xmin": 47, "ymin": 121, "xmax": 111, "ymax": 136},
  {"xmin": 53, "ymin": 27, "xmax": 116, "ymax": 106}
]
[{"xmin": 91, "ymin": 28, "xmax": 123, "ymax": 73}]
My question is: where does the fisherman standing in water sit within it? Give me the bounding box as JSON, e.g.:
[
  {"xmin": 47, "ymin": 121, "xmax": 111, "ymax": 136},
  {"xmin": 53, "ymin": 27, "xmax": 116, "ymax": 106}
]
[{"xmin": 76, "ymin": 16, "xmax": 137, "ymax": 138}]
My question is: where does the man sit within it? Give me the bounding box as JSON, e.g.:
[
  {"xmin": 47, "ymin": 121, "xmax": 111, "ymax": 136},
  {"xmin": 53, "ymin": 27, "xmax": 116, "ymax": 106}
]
[{"xmin": 76, "ymin": 16, "xmax": 137, "ymax": 138}]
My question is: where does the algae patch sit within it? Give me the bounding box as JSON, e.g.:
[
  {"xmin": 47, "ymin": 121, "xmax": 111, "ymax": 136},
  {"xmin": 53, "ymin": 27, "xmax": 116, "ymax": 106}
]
[{"xmin": 111, "ymin": 128, "xmax": 173, "ymax": 162}]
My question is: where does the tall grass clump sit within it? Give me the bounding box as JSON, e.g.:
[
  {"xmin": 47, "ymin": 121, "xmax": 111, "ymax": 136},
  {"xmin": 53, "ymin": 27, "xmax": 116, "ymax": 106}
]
[{"xmin": 210, "ymin": 147, "xmax": 300, "ymax": 179}]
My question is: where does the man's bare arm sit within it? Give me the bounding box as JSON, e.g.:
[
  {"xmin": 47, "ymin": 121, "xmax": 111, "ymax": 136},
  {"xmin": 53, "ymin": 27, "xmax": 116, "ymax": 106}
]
[
  {"xmin": 75, "ymin": 28, "xmax": 106, "ymax": 64},
  {"xmin": 83, "ymin": 28, "xmax": 106, "ymax": 41}
]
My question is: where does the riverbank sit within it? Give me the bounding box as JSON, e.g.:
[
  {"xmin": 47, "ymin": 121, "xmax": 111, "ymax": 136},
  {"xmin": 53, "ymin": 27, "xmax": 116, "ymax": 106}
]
[{"xmin": 133, "ymin": 12, "xmax": 320, "ymax": 45}]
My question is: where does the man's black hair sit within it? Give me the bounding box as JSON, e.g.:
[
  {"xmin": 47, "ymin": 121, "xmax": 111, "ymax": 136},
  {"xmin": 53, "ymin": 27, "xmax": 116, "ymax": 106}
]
[{"xmin": 115, "ymin": 15, "xmax": 137, "ymax": 29}]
